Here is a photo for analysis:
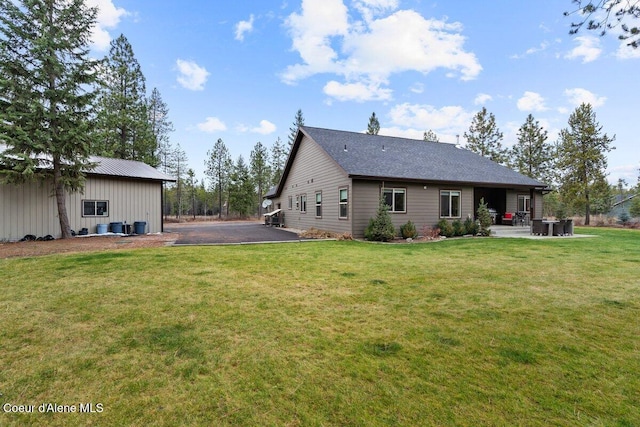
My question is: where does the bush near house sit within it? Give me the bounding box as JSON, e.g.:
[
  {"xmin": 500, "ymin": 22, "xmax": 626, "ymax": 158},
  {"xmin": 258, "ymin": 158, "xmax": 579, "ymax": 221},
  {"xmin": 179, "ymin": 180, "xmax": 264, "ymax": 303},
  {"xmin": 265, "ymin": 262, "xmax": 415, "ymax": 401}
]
[
  {"xmin": 364, "ymin": 198, "xmax": 396, "ymax": 241},
  {"xmin": 399, "ymin": 221, "xmax": 418, "ymax": 239}
]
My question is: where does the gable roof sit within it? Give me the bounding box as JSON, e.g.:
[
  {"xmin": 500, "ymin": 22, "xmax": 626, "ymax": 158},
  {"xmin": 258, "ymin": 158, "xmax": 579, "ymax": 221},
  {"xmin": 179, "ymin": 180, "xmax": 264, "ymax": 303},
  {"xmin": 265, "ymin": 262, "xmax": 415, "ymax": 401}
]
[
  {"xmin": 0, "ymin": 144, "xmax": 175, "ymax": 182},
  {"xmin": 270, "ymin": 126, "xmax": 546, "ymax": 197}
]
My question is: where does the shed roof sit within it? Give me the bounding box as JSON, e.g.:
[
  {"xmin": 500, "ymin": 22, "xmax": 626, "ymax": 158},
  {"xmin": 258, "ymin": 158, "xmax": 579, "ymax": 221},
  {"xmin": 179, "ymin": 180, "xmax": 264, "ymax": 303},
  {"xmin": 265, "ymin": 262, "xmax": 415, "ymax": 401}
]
[
  {"xmin": 297, "ymin": 126, "xmax": 546, "ymax": 188},
  {"xmin": 88, "ymin": 156, "xmax": 175, "ymax": 181}
]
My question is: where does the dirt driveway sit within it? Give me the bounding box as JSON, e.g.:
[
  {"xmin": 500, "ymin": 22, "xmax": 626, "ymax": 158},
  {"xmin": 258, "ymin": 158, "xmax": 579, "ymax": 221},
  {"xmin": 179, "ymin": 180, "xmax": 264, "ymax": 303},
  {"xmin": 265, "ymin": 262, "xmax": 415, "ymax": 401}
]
[{"xmin": 165, "ymin": 220, "xmax": 308, "ymax": 245}]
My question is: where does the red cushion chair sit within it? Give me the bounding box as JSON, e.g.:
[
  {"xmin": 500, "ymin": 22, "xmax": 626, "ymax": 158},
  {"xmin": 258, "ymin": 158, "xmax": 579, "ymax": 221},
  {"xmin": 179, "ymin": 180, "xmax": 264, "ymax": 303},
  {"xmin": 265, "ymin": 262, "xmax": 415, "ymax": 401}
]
[{"xmin": 501, "ymin": 212, "xmax": 515, "ymax": 225}]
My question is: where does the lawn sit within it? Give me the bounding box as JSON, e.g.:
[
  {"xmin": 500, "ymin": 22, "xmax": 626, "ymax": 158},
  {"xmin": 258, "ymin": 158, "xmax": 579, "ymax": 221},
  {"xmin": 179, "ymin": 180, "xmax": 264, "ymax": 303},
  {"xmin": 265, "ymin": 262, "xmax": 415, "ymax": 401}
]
[{"xmin": 0, "ymin": 228, "xmax": 639, "ymax": 426}]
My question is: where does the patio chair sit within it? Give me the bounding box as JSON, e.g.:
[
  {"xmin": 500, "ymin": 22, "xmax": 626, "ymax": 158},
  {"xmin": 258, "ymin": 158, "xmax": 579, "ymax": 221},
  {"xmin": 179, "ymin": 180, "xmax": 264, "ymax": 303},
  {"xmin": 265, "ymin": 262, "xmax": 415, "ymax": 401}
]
[
  {"xmin": 501, "ymin": 212, "xmax": 515, "ymax": 225},
  {"xmin": 531, "ymin": 219, "xmax": 547, "ymax": 235},
  {"xmin": 564, "ymin": 219, "xmax": 573, "ymax": 236},
  {"xmin": 553, "ymin": 220, "xmax": 567, "ymax": 236}
]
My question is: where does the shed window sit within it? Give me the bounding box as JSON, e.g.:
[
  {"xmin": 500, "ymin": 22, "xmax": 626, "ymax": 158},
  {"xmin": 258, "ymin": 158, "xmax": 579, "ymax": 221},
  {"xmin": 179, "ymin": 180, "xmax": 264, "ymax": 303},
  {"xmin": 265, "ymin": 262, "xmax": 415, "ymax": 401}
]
[
  {"xmin": 440, "ymin": 190, "xmax": 460, "ymax": 218},
  {"xmin": 83, "ymin": 200, "xmax": 109, "ymax": 217},
  {"xmin": 382, "ymin": 188, "xmax": 406, "ymax": 213}
]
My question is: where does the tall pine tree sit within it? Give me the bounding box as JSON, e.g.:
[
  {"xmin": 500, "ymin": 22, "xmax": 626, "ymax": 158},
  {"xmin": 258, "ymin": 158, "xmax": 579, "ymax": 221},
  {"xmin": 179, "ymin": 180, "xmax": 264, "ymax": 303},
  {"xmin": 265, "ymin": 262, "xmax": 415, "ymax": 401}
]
[
  {"xmin": 94, "ymin": 34, "xmax": 156, "ymax": 165},
  {"xmin": 148, "ymin": 87, "xmax": 174, "ymax": 167},
  {"xmin": 463, "ymin": 107, "xmax": 507, "ymax": 164},
  {"xmin": 270, "ymin": 136, "xmax": 287, "ymax": 186},
  {"xmin": 205, "ymin": 138, "xmax": 232, "ymax": 219},
  {"xmin": 511, "ymin": 114, "xmax": 554, "ymax": 184},
  {"xmin": 288, "ymin": 109, "xmax": 304, "ymax": 149},
  {"xmin": 250, "ymin": 141, "xmax": 271, "ymax": 215},
  {"xmin": 557, "ymin": 103, "xmax": 615, "ymax": 225},
  {"xmin": 366, "ymin": 112, "xmax": 380, "ymax": 135},
  {"xmin": 0, "ymin": 0, "xmax": 100, "ymax": 238}
]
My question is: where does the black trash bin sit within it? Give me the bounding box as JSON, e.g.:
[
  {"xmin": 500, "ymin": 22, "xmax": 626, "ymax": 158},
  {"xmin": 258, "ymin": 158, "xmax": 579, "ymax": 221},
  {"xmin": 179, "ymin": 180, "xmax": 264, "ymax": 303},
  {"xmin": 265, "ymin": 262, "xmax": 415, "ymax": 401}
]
[{"xmin": 134, "ymin": 221, "xmax": 146, "ymax": 235}]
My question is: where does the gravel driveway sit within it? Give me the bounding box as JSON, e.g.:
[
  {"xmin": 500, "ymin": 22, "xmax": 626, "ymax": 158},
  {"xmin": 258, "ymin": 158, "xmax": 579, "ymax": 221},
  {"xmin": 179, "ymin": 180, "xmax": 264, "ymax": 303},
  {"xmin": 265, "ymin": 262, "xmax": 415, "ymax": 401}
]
[{"xmin": 164, "ymin": 220, "xmax": 308, "ymax": 245}]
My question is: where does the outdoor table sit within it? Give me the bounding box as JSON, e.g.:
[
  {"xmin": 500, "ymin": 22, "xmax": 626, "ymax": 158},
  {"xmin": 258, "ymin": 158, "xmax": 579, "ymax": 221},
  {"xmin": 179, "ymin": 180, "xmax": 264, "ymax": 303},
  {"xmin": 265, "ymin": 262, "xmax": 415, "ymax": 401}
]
[{"xmin": 542, "ymin": 220, "xmax": 559, "ymax": 236}]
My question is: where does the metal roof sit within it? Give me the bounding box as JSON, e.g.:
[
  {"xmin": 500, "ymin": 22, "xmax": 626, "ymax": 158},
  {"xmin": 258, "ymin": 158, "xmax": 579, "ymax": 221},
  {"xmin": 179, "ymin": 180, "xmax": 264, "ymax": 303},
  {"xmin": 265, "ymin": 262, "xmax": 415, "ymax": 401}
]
[
  {"xmin": 299, "ymin": 126, "xmax": 547, "ymax": 188},
  {"xmin": 88, "ymin": 156, "xmax": 175, "ymax": 181}
]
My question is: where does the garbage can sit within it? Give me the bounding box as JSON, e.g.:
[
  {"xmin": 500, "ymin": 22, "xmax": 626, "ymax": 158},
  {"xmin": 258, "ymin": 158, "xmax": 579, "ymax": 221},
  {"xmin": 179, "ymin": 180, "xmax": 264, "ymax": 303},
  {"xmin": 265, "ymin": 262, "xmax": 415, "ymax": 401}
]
[
  {"xmin": 134, "ymin": 221, "xmax": 146, "ymax": 235},
  {"xmin": 110, "ymin": 222, "xmax": 123, "ymax": 233},
  {"xmin": 96, "ymin": 224, "xmax": 108, "ymax": 234}
]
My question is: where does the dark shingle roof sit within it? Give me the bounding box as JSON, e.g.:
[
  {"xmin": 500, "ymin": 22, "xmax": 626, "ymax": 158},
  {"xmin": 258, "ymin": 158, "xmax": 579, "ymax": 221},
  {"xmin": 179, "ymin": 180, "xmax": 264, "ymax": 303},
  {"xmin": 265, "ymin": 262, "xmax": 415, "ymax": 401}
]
[{"xmin": 300, "ymin": 126, "xmax": 546, "ymax": 188}]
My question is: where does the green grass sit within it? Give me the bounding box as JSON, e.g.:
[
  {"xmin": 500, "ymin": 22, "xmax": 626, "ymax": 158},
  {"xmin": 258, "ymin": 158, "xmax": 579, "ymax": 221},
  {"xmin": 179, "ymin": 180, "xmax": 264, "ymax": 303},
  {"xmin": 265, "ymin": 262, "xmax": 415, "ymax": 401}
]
[{"xmin": 1, "ymin": 227, "xmax": 639, "ymax": 426}]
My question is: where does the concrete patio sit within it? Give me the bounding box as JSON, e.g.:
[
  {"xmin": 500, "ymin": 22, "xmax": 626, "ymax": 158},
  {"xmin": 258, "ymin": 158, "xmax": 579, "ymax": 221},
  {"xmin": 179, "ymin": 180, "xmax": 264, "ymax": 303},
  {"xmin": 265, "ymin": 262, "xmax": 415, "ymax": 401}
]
[{"xmin": 490, "ymin": 224, "xmax": 594, "ymax": 239}]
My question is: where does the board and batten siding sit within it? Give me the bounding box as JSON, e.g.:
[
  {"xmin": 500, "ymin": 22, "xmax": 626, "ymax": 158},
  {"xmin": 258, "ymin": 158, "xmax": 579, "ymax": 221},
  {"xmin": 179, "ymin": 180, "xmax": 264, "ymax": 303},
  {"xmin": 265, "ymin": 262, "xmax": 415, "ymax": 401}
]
[
  {"xmin": 276, "ymin": 135, "xmax": 352, "ymax": 234},
  {"xmin": 0, "ymin": 176, "xmax": 162, "ymax": 241},
  {"xmin": 352, "ymin": 180, "xmax": 475, "ymax": 238}
]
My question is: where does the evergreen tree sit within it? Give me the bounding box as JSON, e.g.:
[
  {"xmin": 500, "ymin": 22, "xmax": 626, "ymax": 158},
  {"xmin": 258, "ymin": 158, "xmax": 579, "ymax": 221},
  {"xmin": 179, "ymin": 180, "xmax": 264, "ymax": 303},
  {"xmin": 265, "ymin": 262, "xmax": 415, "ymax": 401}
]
[
  {"xmin": 423, "ymin": 129, "xmax": 440, "ymax": 142},
  {"xmin": 270, "ymin": 136, "xmax": 287, "ymax": 186},
  {"xmin": 364, "ymin": 197, "xmax": 396, "ymax": 241},
  {"xmin": 511, "ymin": 114, "xmax": 554, "ymax": 184},
  {"xmin": 250, "ymin": 141, "xmax": 271, "ymax": 215},
  {"xmin": 187, "ymin": 168, "xmax": 197, "ymax": 219},
  {"xmin": 0, "ymin": 0, "xmax": 100, "ymax": 239},
  {"xmin": 288, "ymin": 108, "xmax": 305, "ymax": 149},
  {"xmin": 565, "ymin": 1, "xmax": 640, "ymax": 48},
  {"xmin": 463, "ymin": 107, "xmax": 507, "ymax": 164},
  {"xmin": 148, "ymin": 87, "xmax": 174, "ymax": 167},
  {"xmin": 366, "ymin": 112, "xmax": 380, "ymax": 135},
  {"xmin": 172, "ymin": 144, "xmax": 188, "ymax": 220},
  {"xmin": 228, "ymin": 155, "xmax": 254, "ymax": 218},
  {"xmin": 205, "ymin": 138, "xmax": 232, "ymax": 219},
  {"xmin": 557, "ymin": 103, "xmax": 615, "ymax": 225},
  {"xmin": 94, "ymin": 34, "xmax": 156, "ymax": 165}
]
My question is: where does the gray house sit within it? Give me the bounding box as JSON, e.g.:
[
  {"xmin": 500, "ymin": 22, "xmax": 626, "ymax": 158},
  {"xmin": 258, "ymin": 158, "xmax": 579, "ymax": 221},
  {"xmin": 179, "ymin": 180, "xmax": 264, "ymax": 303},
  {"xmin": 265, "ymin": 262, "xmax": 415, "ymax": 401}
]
[
  {"xmin": 266, "ymin": 126, "xmax": 547, "ymax": 238},
  {"xmin": 0, "ymin": 156, "xmax": 175, "ymax": 241}
]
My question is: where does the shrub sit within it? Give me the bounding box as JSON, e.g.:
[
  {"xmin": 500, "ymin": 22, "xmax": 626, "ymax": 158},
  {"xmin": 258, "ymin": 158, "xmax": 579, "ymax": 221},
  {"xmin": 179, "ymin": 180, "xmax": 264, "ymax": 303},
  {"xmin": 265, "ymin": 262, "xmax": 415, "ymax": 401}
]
[
  {"xmin": 452, "ymin": 219, "xmax": 465, "ymax": 236},
  {"xmin": 364, "ymin": 198, "xmax": 396, "ymax": 241},
  {"xmin": 421, "ymin": 225, "xmax": 441, "ymax": 240},
  {"xmin": 619, "ymin": 211, "xmax": 630, "ymax": 225},
  {"xmin": 400, "ymin": 221, "xmax": 418, "ymax": 239},
  {"xmin": 437, "ymin": 219, "xmax": 453, "ymax": 238},
  {"xmin": 464, "ymin": 217, "xmax": 478, "ymax": 236},
  {"xmin": 477, "ymin": 198, "xmax": 492, "ymax": 236}
]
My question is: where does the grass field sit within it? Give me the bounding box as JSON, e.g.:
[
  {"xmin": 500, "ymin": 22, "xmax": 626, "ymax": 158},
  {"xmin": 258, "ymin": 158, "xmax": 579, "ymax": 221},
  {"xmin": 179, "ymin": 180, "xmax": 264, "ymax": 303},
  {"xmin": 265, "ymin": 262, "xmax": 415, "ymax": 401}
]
[{"xmin": 1, "ymin": 227, "xmax": 639, "ymax": 426}]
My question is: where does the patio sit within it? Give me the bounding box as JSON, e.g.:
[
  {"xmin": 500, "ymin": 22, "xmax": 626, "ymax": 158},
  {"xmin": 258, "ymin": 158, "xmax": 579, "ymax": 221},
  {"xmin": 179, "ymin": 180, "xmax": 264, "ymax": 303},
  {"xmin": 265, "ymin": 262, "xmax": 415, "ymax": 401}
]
[{"xmin": 490, "ymin": 224, "xmax": 594, "ymax": 239}]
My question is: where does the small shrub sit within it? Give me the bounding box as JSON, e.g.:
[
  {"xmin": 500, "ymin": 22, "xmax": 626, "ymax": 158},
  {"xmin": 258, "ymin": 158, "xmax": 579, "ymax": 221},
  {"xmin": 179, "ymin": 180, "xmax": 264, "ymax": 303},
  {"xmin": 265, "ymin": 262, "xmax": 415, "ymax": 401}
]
[
  {"xmin": 619, "ymin": 211, "xmax": 630, "ymax": 225},
  {"xmin": 400, "ymin": 221, "xmax": 418, "ymax": 239},
  {"xmin": 477, "ymin": 198, "xmax": 492, "ymax": 236},
  {"xmin": 451, "ymin": 219, "xmax": 465, "ymax": 236},
  {"xmin": 437, "ymin": 219, "xmax": 453, "ymax": 238},
  {"xmin": 364, "ymin": 198, "xmax": 396, "ymax": 241},
  {"xmin": 420, "ymin": 225, "xmax": 441, "ymax": 240},
  {"xmin": 464, "ymin": 217, "xmax": 478, "ymax": 236}
]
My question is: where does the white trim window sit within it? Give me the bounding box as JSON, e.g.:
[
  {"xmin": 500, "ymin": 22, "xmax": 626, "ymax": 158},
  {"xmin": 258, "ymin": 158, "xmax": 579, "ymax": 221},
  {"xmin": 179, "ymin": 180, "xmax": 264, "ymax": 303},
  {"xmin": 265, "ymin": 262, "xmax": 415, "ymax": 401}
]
[
  {"xmin": 300, "ymin": 194, "xmax": 307, "ymax": 213},
  {"xmin": 288, "ymin": 196, "xmax": 293, "ymax": 210},
  {"xmin": 315, "ymin": 192, "xmax": 322, "ymax": 217},
  {"xmin": 83, "ymin": 200, "xmax": 109, "ymax": 217},
  {"xmin": 440, "ymin": 190, "xmax": 461, "ymax": 218},
  {"xmin": 339, "ymin": 188, "xmax": 348, "ymax": 219},
  {"xmin": 518, "ymin": 195, "xmax": 531, "ymax": 212},
  {"xmin": 382, "ymin": 188, "xmax": 406, "ymax": 213}
]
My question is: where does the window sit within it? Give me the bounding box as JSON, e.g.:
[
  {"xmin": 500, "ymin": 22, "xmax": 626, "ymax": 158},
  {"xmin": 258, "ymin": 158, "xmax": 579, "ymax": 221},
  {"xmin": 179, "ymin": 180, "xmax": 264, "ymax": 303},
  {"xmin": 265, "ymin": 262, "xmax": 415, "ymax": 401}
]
[
  {"xmin": 440, "ymin": 190, "xmax": 461, "ymax": 218},
  {"xmin": 300, "ymin": 194, "xmax": 307, "ymax": 213},
  {"xmin": 288, "ymin": 196, "xmax": 293, "ymax": 210},
  {"xmin": 83, "ymin": 200, "xmax": 109, "ymax": 217},
  {"xmin": 339, "ymin": 188, "xmax": 348, "ymax": 219},
  {"xmin": 518, "ymin": 195, "xmax": 530, "ymax": 212},
  {"xmin": 315, "ymin": 192, "xmax": 322, "ymax": 217},
  {"xmin": 382, "ymin": 188, "xmax": 406, "ymax": 213},
  {"xmin": 295, "ymin": 195, "xmax": 299, "ymax": 210}
]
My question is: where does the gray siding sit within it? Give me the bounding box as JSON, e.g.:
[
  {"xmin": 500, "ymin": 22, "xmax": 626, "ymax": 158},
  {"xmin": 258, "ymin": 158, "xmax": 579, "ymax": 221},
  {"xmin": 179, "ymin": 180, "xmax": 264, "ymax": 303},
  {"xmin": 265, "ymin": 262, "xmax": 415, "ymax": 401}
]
[
  {"xmin": 352, "ymin": 180, "xmax": 474, "ymax": 238},
  {"xmin": 274, "ymin": 135, "xmax": 352, "ymax": 234},
  {"xmin": 1, "ymin": 176, "xmax": 163, "ymax": 241}
]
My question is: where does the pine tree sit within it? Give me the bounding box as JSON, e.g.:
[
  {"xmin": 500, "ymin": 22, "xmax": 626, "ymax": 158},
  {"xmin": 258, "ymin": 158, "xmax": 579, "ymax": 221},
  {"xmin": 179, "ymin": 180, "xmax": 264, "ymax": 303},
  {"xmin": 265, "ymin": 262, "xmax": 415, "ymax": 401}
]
[
  {"xmin": 228, "ymin": 155, "xmax": 255, "ymax": 218},
  {"xmin": 557, "ymin": 103, "xmax": 615, "ymax": 225},
  {"xmin": 0, "ymin": 0, "xmax": 100, "ymax": 239},
  {"xmin": 288, "ymin": 109, "xmax": 305, "ymax": 149},
  {"xmin": 463, "ymin": 107, "xmax": 507, "ymax": 164},
  {"xmin": 94, "ymin": 34, "xmax": 156, "ymax": 165},
  {"xmin": 172, "ymin": 144, "xmax": 188, "ymax": 220},
  {"xmin": 423, "ymin": 129, "xmax": 439, "ymax": 142},
  {"xmin": 148, "ymin": 87, "xmax": 174, "ymax": 167},
  {"xmin": 250, "ymin": 141, "xmax": 271, "ymax": 215},
  {"xmin": 270, "ymin": 136, "xmax": 287, "ymax": 186},
  {"xmin": 366, "ymin": 112, "xmax": 380, "ymax": 135},
  {"xmin": 511, "ymin": 114, "xmax": 554, "ymax": 184},
  {"xmin": 205, "ymin": 138, "xmax": 232, "ymax": 219}
]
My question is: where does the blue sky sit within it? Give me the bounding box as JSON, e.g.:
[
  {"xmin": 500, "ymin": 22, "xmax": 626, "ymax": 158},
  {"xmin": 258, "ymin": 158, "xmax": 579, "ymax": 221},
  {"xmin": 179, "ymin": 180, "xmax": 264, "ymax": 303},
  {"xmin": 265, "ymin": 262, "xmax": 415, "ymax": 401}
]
[{"xmin": 88, "ymin": 0, "xmax": 639, "ymax": 186}]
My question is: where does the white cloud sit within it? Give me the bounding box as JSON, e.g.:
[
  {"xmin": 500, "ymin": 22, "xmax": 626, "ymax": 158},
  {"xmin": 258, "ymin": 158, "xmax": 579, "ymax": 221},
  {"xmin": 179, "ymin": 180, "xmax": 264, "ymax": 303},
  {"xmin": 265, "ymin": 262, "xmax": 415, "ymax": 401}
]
[
  {"xmin": 409, "ymin": 83, "xmax": 424, "ymax": 94},
  {"xmin": 235, "ymin": 15, "xmax": 255, "ymax": 41},
  {"xmin": 565, "ymin": 36, "xmax": 602, "ymax": 63},
  {"xmin": 323, "ymin": 80, "xmax": 393, "ymax": 102},
  {"xmin": 282, "ymin": 0, "xmax": 481, "ymax": 102},
  {"xmin": 474, "ymin": 93, "xmax": 492, "ymax": 105},
  {"xmin": 250, "ymin": 120, "xmax": 277, "ymax": 135},
  {"xmin": 197, "ymin": 117, "xmax": 227, "ymax": 133},
  {"xmin": 564, "ymin": 88, "xmax": 607, "ymax": 108},
  {"xmin": 615, "ymin": 42, "xmax": 640, "ymax": 59},
  {"xmin": 176, "ymin": 59, "xmax": 210, "ymax": 91},
  {"xmin": 517, "ymin": 91, "xmax": 547, "ymax": 112},
  {"xmin": 511, "ymin": 41, "xmax": 549, "ymax": 59},
  {"xmin": 86, "ymin": 0, "xmax": 129, "ymax": 51},
  {"xmin": 388, "ymin": 103, "xmax": 474, "ymax": 139}
]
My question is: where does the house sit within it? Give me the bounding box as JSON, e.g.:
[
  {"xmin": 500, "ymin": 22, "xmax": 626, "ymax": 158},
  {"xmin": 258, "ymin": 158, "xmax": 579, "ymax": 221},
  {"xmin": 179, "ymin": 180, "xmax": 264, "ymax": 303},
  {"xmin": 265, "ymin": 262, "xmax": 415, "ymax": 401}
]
[
  {"xmin": 265, "ymin": 126, "xmax": 548, "ymax": 238},
  {"xmin": 0, "ymin": 155, "xmax": 175, "ymax": 241}
]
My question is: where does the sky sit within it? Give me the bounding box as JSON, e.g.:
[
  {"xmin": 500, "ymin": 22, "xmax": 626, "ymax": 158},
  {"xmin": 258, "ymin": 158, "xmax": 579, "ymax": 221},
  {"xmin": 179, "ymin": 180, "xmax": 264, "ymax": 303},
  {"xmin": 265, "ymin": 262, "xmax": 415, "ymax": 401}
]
[{"xmin": 86, "ymin": 0, "xmax": 639, "ymax": 186}]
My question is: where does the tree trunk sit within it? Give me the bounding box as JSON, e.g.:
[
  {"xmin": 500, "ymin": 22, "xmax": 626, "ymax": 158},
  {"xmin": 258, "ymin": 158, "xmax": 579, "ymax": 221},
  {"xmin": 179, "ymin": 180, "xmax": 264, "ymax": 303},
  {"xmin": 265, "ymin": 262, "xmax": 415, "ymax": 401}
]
[
  {"xmin": 53, "ymin": 160, "xmax": 73, "ymax": 239},
  {"xmin": 585, "ymin": 190, "xmax": 591, "ymax": 226}
]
